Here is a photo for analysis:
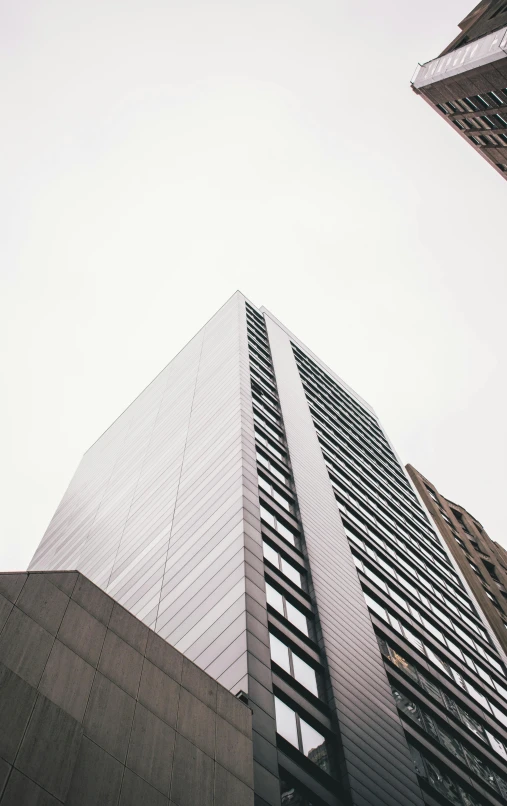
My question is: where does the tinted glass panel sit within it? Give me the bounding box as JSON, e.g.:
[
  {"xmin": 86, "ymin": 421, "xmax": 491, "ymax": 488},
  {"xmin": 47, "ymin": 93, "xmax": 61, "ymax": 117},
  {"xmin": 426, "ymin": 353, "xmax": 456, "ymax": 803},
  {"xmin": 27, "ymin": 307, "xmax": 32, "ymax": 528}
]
[{"xmin": 300, "ymin": 719, "xmax": 329, "ymax": 772}]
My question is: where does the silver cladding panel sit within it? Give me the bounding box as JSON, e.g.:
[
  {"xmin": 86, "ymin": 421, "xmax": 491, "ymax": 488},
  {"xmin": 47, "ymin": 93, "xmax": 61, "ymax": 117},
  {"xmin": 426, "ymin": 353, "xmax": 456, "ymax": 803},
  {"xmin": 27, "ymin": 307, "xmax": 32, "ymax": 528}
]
[
  {"xmin": 29, "ymin": 293, "xmax": 258, "ymax": 696},
  {"xmin": 264, "ymin": 312, "xmax": 425, "ymax": 806}
]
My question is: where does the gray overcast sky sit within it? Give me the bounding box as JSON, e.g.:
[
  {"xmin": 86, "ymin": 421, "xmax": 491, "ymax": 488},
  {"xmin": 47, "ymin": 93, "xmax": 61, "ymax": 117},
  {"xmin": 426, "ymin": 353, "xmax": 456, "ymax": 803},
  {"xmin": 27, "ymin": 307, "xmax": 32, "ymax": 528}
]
[{"xmin": 1, "ymin": 0, "xmax": 506, "ymax": 572}]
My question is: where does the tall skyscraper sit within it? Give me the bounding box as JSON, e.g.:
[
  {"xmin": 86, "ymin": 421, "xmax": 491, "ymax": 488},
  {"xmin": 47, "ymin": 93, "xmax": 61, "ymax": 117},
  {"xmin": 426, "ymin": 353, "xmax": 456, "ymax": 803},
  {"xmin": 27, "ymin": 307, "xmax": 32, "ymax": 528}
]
[
  {"xmin": 412, "ymin": 1, "xmax": 507, "ymax": 180},
  {"xmin": 407, "ymin": 465, "xmax": 507, "ymax": 658},
  {"xmin": 29, "ymin": 292, "xmax": 507, "ymax": 806}
]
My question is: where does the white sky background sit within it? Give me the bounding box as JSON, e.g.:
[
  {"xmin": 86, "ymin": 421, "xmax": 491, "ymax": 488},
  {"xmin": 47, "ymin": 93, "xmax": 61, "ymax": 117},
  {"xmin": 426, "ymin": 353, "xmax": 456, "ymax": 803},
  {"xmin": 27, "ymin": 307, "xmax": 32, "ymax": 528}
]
[{"xmin": 1, "ymin": 0, "xmax": 506, "ymax": 571}]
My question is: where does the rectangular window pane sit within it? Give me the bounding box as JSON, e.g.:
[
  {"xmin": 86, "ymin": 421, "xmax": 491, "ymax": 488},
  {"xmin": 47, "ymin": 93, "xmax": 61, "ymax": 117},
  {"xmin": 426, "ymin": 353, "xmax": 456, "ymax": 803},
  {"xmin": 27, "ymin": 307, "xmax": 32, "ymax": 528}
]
[
  {"xmin": 276, "ymin": 521, "xmax": 296, "ymax": 545},
  {"xmin": 262, "ymin": 541, "xmax": 279, "ymax": 567},
  {"xmin": 260, "ymin": 505, "xmax": 276, "ymax": 528},
  {"xmin": 299, "ymin": 718, "xmax": 329, "ymax": 772},
  {"xmin": 269, "ymin": 633, "xmax": 291, "ymax": 672},
  {"xmin": 274, "ymin": 697, "xmax": 298, "ymax": 746},
  {"xmin": 364, "ymin": 593, "xmax": 387, "ymax": 621},
  {"xmin": 266, "ymin": 583, "xmax": 284, "ymax": 614},
  {"xmin": 273, "ymin": 489, "xmax": 291, "ymax": 511},
  {"xmin": 389, "ymin": 589, "xmax": 408, "ymax": 611},
  {"xmin": 280, "ymin": 559, "xmax": 301, "ymax": 587},
  {"xmin": 363, "ymin": 565, "xmax": 388, "ymax": 592},
  {"xmin": 286, "ymin": 601, "xmax": 309, "ymax": 636},
  {"xmin": 292, "ymin": 654, "xmax": 318, "ymax": 696},
  {"xmin": 403, "ymin": 627, "xmax": 424, "ymax": 653},
  {"xmin": 258, "ymin": 476, "xmax": 271, "ymax": 494}
]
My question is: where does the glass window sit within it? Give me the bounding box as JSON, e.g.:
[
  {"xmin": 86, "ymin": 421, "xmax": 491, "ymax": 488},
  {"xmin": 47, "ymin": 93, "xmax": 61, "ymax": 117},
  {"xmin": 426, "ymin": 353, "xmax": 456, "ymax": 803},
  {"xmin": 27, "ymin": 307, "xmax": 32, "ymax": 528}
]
[
  {"xmin": 463, "ymin": 679, "xmax": 488, "ymax": 710},
  {"xmin": 269, "ymin": 633, "xmax": 290, "ymax": 672},
  {"xmin": 364, "ymin": 593, "xmax": 387, "ymax": 621},
  {"xmin": 292, "ymin": 654, "xmax": 318, "ymax": 696},
  {"xmin": 363, "ymin": 565, "xmax": 388, "ymax": 592},
  {"xmin": 397, "ymin": 575, "xmax": 420, "ymax": 600},
  {"xmin": 262, "ymin": 541, "xmax": 278, "ymax": 567},
  {"xmin": 421, "ymin": 618, "xmax": 444, "ymax": 644},
  {"xmin": 270, "ymin": 632, "xmax": 319, "ymax": 696},
  {"xmin": 286, "ymin": 601, "xmax": 309, "ymax": 636},
  {"xmin": 266, "ymin": 583, "xmax": 309, "ymax": 636},
  {"xmin": 274, "ymin": 699, "xmax": 330, "ymax": 773},
  {"xmin": 260, "ymin": 505, "xmax": 276, "ymax": 528},
  {"xmin": 352, "ymin": 555, "xmax": 364, "ymax": 571},
  {"xmin": 403, "ymin": 627, "xmax": 424, "ymax": 653},
  {"xmin": 300, "ymin": 719, "xmax": 329, "ymax": 772},
  {"xmin": 277, "ymin": 520, "xmax": 296, "ymax": 545},
  {"xmin": 266, "ymin": 583, "xmax": 284, "ymax": 614},
  {"xmin": 476, "ymin": 665, "xmax": 493, "ymax": 687},
  {"xmin": 274, "ymin": 697, "xmax": 298, "ymax": 747},
  {"xmin": 491, "ymin": 703, "xmax": 507, "ymax": 728},
  {"xmin": 258, "ymin": 475, "xmax": 271, "ymax": 494},
  {"xmin": 390, "ymin": 589, "xmax": 409, "ymax": 611},
  {"xmin": 446, "ymin": 639, "xmax": 464, "ymax": 662},
  {"xmin": 279, "ymin": 778, "xmax": 321, "ymax": 806},
  {"xmin": 281, "ymin": 558, "xmax": 302, "ymax": 588},
  {"xmin": 273, "ymin": 488, "xmax": 292, "ymax": 511},
  {"xmin": 486, "ymin": 730, "xmax": 507, "ymax": 761}
]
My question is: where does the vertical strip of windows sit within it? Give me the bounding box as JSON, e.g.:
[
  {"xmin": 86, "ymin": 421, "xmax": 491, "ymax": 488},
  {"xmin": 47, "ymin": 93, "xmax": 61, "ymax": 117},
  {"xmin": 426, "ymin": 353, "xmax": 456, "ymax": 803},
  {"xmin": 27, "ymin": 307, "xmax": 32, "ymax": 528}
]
[{"xmin": 245, "ymin": 303, "xmax": 339, "ymax": 798}]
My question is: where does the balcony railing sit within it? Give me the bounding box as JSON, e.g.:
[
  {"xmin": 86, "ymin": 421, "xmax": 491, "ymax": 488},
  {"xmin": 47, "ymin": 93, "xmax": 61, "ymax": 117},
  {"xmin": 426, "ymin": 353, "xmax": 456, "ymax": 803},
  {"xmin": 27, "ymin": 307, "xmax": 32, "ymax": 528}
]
[{"xmin": 412, "ymin": 26, "xmax": 507, "ymax": 89}]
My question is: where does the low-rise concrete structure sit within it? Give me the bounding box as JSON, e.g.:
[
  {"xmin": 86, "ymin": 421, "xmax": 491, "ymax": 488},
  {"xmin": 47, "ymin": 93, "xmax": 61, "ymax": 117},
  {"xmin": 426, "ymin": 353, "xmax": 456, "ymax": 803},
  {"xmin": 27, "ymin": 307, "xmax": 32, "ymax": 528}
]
[{"xmin": 0, "ymin": 570, "xmax": 254, "ymax": 806}]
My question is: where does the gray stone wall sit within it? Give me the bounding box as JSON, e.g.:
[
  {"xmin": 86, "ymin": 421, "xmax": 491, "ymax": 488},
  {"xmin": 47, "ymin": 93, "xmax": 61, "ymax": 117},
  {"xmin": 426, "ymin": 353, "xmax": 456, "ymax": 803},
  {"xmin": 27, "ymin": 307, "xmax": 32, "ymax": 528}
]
[{"xmin": 0, "ymin": 571, "xmax": 254, "ymax": 806}]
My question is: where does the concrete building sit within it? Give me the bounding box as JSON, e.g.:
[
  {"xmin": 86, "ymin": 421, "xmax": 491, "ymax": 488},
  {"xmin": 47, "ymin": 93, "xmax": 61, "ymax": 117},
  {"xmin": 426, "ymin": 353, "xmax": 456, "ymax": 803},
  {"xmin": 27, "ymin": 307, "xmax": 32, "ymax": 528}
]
[
  {"xmin": 412, "ymin": 1, "xmax": 507, "ymax": 180},
  {"xmin": 0, "ymin": 570, "xmax": 254, "ymax": 806},
  {"xmin": 26, "ymin": 293, "xmax": 507, "ymax": 805},
  {"xmin": 407, "ymin": 465, "xmax": 507, "ymax": 660}
]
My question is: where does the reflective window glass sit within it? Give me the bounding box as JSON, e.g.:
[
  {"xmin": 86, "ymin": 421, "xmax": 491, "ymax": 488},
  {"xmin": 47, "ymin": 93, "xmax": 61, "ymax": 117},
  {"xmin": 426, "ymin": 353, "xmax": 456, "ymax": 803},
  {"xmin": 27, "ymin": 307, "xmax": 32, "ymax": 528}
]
[
  {"xmin": 262, "ymin": 541, "xmax": 278, "ymax": 567},
  {"xmin": 274, "ymin": 697, "xmax": 298, "ymax": 746},
  {"xmin": 280, "ymin": 778, "xmax": 320, "ymax": 806},
  {"xmin": 277, "ymin": 521, "xmax": 296, "ymax": 545},
  {"xmin": 258, "ymin": 475, "xmax": 271, "ymax": 494},
  {"xmin": 286, "ymin": 601, "xmax": 309, "ymax": 636},
  {"xmin": 300, "ymin": 719, "xmax": 329, "ymax": 772},
  {"xmin": 390, "ymin": 589, "xmax": 409, "ymax": 611},
  {"xmin": 292, "ymin": 654, "xmax": 318, "ymax": 696},
  {"xmin": 403, "ymin": 627, "xmax": 424, "ymax": 653},
  {"xmin": 491, "ymin": 703, "xmax": 507, "ymax": 728},
  {"xmin": 281, "ymin": 558, "xmax": 301, "ymax": 587},
  {"xmin": 269, "ymin": 633, "xmax": 291, "ymax": 672},
  {"xmin": 364, "ymin": 593, "xmax": 387, "ymax": 621},
  {"xmin": 266, "ymin": 583, "xmax": 284, "ymax": 613},
  {"xmin": 363, "ymin": 566, "xmax": 387, "ymax": 592},
  {"xmin": 273, "ymin": 488, "xmax": 291, "ymax": 511},
  {"xmin": 260, "ymin": 505, "xmax": 276, "ymax": 528},
  {"xmin": 422, "ymin": 618, "xmax": 444, "ymax": 644}
]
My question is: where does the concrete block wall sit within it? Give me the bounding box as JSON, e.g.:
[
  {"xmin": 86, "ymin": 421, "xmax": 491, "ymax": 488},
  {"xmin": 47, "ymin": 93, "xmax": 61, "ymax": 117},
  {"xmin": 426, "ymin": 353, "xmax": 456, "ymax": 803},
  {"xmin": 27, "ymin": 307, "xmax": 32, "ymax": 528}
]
[{"xmin": 0, "ymin": 571, "xmax": 254, "ymax": 806}]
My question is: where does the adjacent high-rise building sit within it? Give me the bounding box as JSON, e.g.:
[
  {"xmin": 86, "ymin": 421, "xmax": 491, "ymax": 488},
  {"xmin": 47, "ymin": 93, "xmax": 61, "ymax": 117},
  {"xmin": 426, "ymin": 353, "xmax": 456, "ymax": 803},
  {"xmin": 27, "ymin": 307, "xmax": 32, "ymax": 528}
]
[
  {"xmin": 407, "ymin": 465, "xmax": 507, "ymax": 659},
  {"xmin": 412, "ymin": 0, "xmax": 507, "ymax": 180},
  {"xmin": 29, "ymin": 292, "xmax": 507, "ymax": 806}
]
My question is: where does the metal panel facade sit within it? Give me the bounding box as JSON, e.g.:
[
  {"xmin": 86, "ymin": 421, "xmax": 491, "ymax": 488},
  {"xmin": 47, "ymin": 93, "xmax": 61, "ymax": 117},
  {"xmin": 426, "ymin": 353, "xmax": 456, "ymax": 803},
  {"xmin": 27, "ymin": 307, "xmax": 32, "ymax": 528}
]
[
  {"xmin": 30, "ymin": 294, "xmax": 253, "ymax": 692},
  {"xmin": 264, "ymin": 312, "xmax": 425, "ymax": 806}
]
